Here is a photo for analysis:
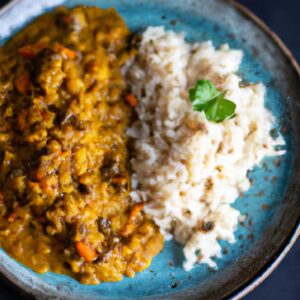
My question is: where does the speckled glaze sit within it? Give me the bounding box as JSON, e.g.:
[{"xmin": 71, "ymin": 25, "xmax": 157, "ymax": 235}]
[{"xmin": 0, "ymin": 0, "xmax": 299, "ymax": 299}]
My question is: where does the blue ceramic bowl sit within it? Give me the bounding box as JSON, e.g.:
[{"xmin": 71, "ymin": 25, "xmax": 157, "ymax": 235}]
[{"xmin": 0, "ymin": 0, "xmax": 299, "ymax": 299}]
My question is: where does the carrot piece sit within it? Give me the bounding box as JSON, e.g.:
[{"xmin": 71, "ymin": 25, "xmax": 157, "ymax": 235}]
[
  {"xmin": 18, "ymin": 42, "xmax": 48, "ymax": 59},
  {"xmin": 111, "ymin": 176, "xmax": 127, "ymax": 185},
  {"xmin": 125, "ymin": 94, "xmax": 138, "ymax": 107},
  {"xmin": 127, "ymin": 203, "xmax": 144, "ymax": 224},
  {"xmin": 75, "ymin": 241, "xmax": 97, "ymax": 262},
  {"xmin": 53, "ymin": 43, "xmax": 77, "ymax": 59},
  {"xmin": 61, "ymin": 47, "xmax": 77, "ymax": 59},
  {"xmin": 120, "ymin": 203, "xmax": 144, "ymax": 236},
  {"xmin": 15, "ymin": 73, "xmax": 32, "ymax": 95}
]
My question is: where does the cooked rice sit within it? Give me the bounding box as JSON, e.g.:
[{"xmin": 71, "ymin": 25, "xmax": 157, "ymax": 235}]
[{"xmin": 126, "ymin": 27, "xmax": 284, "ymax": 270}]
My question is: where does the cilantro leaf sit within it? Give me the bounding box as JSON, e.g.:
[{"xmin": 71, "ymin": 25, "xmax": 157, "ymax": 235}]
[
  {"xmin": 189, "ymin": 80, "xmax": 219, "ymax": 111},
  {"xmin": 204, "ymin": 92, "xmax": 236, "ymax": 123},
  {"xmin": 189, "ymin": 80, "xmax": 236, "ymax": 123}
]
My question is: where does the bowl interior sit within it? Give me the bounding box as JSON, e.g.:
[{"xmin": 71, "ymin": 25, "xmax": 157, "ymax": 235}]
[{"xmin": 0, "ymin": 0, "xmax": 299, "ymax": 299}]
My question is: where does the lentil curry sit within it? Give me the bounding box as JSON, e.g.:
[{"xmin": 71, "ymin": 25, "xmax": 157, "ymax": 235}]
[{"xmin": 0, "ymin": 6, "xmax": 163, "ymax": 284}]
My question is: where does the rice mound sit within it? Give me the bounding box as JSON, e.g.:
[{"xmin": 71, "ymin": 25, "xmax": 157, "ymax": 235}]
[{"xmin": 126, "ymin": 27, "xmax": 284, "ymax": 270}]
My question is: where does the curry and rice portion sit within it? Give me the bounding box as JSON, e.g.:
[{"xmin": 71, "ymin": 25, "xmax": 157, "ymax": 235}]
[{"xmin": 0, "ymin": 6, "xmax": 284, "ymax": 284}]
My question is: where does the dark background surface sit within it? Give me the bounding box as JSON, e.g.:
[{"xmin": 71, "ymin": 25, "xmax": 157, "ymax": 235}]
[
  {"xmin": 239, "ymin": 1, "xmax": 300, "ymax": 299},
  {"xmin": 0, "ymin": 0, "xmax": 299, "ymax": 299}
]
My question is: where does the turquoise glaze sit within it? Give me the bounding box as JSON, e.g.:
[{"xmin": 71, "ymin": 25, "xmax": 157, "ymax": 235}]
[{"xmin": 0, "ymin": 1, "xmax": 298, "ymax": 299}]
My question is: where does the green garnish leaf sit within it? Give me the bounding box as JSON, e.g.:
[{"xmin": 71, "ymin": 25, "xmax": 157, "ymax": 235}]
[
  {"xmin": 189, "ymin": 80, "xmax": 219, "ymax": 111},
  {"xmin": 204, "ymin": 93, "xmax": 236, "ymax": 123},
  {"xmin": 189, "ymin": 80, "xmax": 236, "ymax": 123}
]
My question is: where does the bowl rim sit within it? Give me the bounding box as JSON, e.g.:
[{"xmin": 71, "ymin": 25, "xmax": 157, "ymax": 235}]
[
  {"xmin": 225, "ymin": 1, "xmax": 300, "ymax": 299},
  {"xmin": 0, "ymin": 0, "xmax": 299, "ymax": 299}
]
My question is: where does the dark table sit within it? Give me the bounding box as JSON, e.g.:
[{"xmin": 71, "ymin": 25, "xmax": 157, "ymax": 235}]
[{"xmin": 0, "ymin": 0, "xmax": 299, "ymax": 299}]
